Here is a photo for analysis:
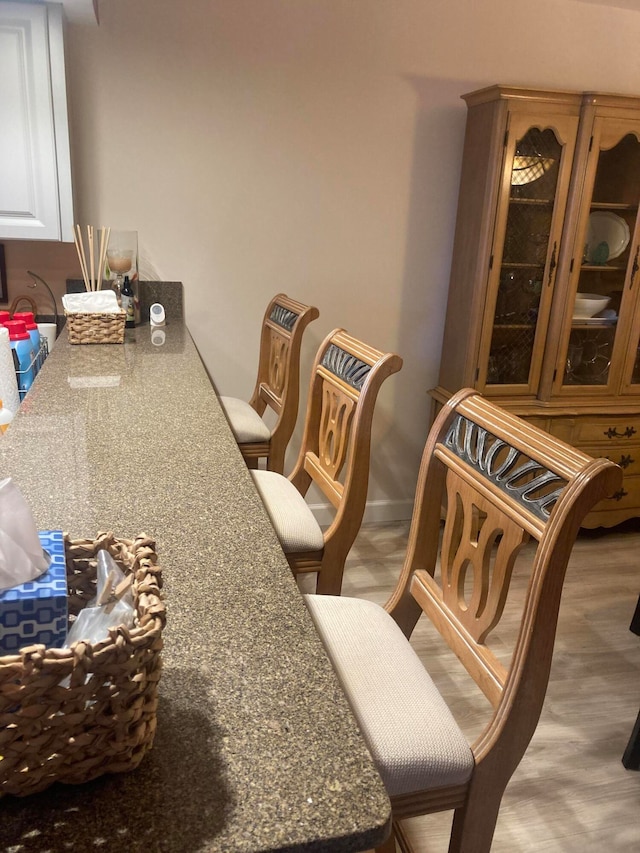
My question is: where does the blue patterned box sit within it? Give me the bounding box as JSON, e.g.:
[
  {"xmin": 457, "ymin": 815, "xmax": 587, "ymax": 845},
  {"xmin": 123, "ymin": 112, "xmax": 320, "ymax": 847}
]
[{"xmin": 0, "ymin": 530, "xmax": 68, "ymax": 655}]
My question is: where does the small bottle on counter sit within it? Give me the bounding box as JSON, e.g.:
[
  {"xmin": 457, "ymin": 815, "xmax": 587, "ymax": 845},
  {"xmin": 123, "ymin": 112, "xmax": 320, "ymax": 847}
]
[
  {"xmin": 0, "ymin": 398, "xmax": 14, "ymax": 433},
  {"xmin": 121, "ymin": 275, "xmax": 135, "ymax": 328}
]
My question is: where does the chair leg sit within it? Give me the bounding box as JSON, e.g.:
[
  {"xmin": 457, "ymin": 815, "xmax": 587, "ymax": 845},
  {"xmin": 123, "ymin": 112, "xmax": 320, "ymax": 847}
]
[
  {"xmin": 629, "ymin": 593, "xmax": 640, "ymax": 635},
  {"xmin": 447, "ymin": 791, "xmax": 502, "ymax": 853},
  {"xmin": 622, "ymin": 707, "xmax": 640, "ymax": 770},
  {"xmin": 375, "ymin": 829, "xmax": 397, "ymax": 853},
  {"xmin": 267, "ymin": 449, "xmax": 285, "ymax": 475},
  {"xmin": 314, "ymin": 563, "xmax": 345, "ymax": 596}
]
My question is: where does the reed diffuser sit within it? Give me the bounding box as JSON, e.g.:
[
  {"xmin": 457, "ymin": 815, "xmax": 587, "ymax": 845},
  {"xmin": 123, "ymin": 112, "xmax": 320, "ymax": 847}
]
[{"xmin": 73, "ymin": 225, "xmax": 110, "ymax": 292}]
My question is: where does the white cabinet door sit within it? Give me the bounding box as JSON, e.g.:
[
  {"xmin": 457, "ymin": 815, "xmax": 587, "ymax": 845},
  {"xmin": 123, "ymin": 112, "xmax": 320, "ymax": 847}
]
[{"xmin": 0, "ymin": 2, "xmax": 73, "ymax": 240}]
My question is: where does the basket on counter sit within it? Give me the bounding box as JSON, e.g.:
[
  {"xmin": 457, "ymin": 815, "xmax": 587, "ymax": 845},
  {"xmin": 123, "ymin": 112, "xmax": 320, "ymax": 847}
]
[
  {"xmin": 0, "ymin": 532, "xmax": 165, "ymax": 798},
  {"xmin": 65, "ymin": 310, "xmax": 126, "ymax": 344}
]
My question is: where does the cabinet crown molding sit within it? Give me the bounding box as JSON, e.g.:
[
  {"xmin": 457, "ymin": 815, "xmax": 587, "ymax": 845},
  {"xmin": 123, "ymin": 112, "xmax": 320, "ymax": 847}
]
[{"xmin": 59, "ymin": 0, "xmax": 99, "ymax": 25}]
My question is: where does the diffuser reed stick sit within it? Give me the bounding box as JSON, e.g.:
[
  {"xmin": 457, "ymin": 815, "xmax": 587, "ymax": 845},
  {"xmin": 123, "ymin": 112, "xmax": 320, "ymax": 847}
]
[
  {"xmin": 97, "ymin": 226, "xmax": 110, "ymax": 291},
  {"xmin": 73, "ymin": 225, "xmax": 111, "ymax": 291},
  {"xmin": 74, "ymin": 224, "xmax": 90, "ymax": 291},
  {"xmin": 88, "ymin": 225, "xmax": 95, "ymax": 292}
]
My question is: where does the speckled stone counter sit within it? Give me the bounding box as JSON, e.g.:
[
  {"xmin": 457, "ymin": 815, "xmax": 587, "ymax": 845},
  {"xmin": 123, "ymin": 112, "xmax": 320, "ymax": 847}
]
[{"xmin": 0, "ymin": 322, "xmax": 391, "ymax": 852}]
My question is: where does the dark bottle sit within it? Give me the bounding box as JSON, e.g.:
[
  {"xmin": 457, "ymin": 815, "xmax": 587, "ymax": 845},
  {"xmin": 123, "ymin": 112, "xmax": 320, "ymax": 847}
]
[{"xmin": 121, "ymin": 276, "xmax": 135, "ymax": 328}]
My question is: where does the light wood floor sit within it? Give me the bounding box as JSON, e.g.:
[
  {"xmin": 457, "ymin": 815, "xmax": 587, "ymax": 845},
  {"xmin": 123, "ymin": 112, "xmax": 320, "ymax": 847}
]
[{"xmin": 304, "ymin": 519, "xmax": 640, "ymax": 852}]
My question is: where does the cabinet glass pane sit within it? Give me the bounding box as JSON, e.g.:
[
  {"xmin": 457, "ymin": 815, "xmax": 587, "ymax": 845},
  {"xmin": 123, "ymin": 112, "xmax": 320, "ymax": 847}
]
[
  {"xmin": 488, "ymin": 128, "xmax": 562, "ymax": 386},
  {"xmin": 563, "ymin": 133, "xmax": 640, "ymax": 389}
]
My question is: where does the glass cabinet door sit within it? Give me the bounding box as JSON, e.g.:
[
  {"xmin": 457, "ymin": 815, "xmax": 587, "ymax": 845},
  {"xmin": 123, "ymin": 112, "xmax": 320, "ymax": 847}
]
[
  {"xmin": 481, "ymin": 112, "xmax": 579, "ymax": 395},
  {"xmin": 624, "ymin": 315, "xmax": 640, "ymax": 390},
  {"xmin": 558, "ymin": 120, "xmax": 640, "ymax": 395}
]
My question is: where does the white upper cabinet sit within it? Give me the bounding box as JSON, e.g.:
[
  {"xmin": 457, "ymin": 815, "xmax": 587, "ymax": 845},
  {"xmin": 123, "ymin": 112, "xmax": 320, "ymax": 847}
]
[{"xmin": 0, "ymin": 2, "xmax": 73, "ymax": 241}]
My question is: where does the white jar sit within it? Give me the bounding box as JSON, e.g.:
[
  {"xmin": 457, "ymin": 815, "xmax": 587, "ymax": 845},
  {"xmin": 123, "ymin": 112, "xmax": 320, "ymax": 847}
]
[{"xmin": 0, "ymin": 398, "xmax": 14, "ymax": 433}]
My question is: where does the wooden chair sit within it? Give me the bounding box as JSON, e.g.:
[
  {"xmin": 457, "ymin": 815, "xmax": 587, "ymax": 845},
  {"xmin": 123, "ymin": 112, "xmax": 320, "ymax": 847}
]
[
  {"xmin": 251, "ymin": 328, "xmax": 402, "ymax": 595},
  {"xmin": 220, "ymin": 294, "xmax": 319, "ymax": 474},
  {"xmin": 304, "ymin": 388, "xmax": 622, "ymax": 853},
  {"xmin": 622, "ymin": 593, "xmax": 640, "ymax": 770}
]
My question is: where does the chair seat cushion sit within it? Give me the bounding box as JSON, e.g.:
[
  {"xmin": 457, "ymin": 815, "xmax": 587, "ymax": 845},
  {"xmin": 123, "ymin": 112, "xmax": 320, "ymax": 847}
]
[
  {"xmin": 251, "ymin": 470, "xmax": 324, "ymax": 553},
  {"xmin": 304, "ymin": 594, "xmax": 474, "ymax": 797},
  {"xmin": 220, "ymin": 396, "xmax": 271, "ymax": 443}
]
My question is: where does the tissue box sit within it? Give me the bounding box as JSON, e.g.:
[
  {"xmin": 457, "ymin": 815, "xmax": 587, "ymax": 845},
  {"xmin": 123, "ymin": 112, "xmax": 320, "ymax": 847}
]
[{"xmin": 0, "ymin": 530, "xmax": 68, "ymax": 655}]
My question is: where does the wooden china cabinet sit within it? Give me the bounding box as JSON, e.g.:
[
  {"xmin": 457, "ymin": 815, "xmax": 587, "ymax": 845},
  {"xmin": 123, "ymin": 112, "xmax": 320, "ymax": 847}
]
[{"xmin": 432, "ymin": 85, "xmax": 640, "ymax": 527}]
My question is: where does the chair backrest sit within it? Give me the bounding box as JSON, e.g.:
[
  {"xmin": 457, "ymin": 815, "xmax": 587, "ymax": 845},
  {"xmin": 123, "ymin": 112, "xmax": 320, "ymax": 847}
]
[
  {"xmin": 248, "ymin": 294, "xmax": 319, "ymax": 472},
  {"xmin": 290, "ymin": 328, "xmax": 402, "ymax": 593},
  {"xmin": 386, "ymin": 388, "xmax": 621, "ymax": 814}
]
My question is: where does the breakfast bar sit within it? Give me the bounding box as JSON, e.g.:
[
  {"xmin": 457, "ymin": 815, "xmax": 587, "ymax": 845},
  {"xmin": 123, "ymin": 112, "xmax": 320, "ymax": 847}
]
[{"xmin": 0, "ymin": 313, "xmax": 391, "ymax": 852}]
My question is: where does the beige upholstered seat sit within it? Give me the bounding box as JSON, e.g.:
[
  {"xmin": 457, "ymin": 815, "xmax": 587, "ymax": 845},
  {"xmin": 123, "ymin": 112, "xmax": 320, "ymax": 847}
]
[
  {"xmin": 220, "ymin": 294, "xmax": 319, "ymax": 474},
  {"xmin": 305, "ymin": 594, "xmax": 473, "ymax": 797},
  {"xmin": 252, "ymin": 328, "xmax": 402, "ymax": 595},
  {"xmin": 251, "ymin": 470, "xmax": 324, "ymax": 553},
  {"xmin": 305, "ymin": 388, "xmax": 622, "ymax": 853},
  {"xmin": 218, "ymin": 396, "xmax": 271, "ymax": 444}
]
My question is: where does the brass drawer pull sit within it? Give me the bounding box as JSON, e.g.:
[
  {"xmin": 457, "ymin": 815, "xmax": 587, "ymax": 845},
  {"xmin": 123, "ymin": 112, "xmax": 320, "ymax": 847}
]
[
  {"xmin": 604, "ymin": 426, "xmax": 637, "ymax": 439},
  {"xmin": 617, "ymin": 454, "xmax": 635, "ymax": 469},
  {"xmin": 610, "ymin": 488, "xmax": 629, "ymax": 502}
]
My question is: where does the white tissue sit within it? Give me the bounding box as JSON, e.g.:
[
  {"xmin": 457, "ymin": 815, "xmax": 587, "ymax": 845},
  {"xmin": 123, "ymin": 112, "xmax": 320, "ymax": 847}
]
[
  {"xmin": 62, "ymin": 291, "xmax": 121, "ymax": 313},
  {"xmin": 0, "ymin": 478, "xmax": 50, "ymax": 592}
]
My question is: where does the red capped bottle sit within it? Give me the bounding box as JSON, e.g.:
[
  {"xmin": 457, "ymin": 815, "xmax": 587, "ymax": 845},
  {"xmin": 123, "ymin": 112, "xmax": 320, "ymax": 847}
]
[{"xmin": 12, "ymin": 312, "xmax": 40, "ymax": 374}]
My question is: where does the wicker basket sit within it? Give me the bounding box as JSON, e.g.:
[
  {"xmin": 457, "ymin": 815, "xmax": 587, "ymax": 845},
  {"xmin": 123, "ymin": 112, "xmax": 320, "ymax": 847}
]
[
  {"xmin": 0, "ymin": 532, "xmax": 165, "ymax": 798},
  {"xmin": 65, "ymin": 310, "xmax": 126, "ymax": 344}
]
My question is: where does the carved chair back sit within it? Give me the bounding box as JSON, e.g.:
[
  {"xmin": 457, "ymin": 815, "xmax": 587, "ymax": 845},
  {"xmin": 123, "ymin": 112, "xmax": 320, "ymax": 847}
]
[
  {"xmin": 383, "ymin": 388, "xmax": 622, "ymax": 851},
  {"xmin": 289, "ymin": 329, "xmax": 402, "ymax": 594},
  {"xmin": 245, "ymin": 294, "xmax": 319, "ymax": 472}
]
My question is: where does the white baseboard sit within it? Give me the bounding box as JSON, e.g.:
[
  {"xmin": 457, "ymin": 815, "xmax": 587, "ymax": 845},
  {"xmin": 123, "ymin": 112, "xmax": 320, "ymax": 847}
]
[{"xmin": 309, "ymin": 498, "xmax": 414, "ymax": 527}]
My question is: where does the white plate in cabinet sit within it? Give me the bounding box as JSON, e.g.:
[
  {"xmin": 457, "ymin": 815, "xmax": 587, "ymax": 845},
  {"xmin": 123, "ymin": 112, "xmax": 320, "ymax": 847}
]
[{"xmin": 0, "ymin": 2, "xmax": 73, "ymax": 241}]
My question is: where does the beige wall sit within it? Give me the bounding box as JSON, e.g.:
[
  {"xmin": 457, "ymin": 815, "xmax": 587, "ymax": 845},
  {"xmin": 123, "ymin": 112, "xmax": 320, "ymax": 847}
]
[{"xmin": 10, "ymin": 0, "xmax": 640, "ymax": 518}]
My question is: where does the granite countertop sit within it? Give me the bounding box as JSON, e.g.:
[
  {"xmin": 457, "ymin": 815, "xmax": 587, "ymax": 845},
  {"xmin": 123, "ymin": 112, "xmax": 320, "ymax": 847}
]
[{"xmin": 0, "ymin": 322, "xmax": 390, "ymax": 852}]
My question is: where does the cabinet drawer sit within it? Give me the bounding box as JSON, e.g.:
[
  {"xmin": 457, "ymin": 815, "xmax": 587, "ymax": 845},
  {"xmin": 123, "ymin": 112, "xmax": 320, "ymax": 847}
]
[
  {"xmin": 542, "ymin": 417, "xmax": 575, "ymax": 444},
  {"xmin": 591, "ymin": 473, "xmax": 640, "ymax": 512},
  {"xmin": 521, "ymin": 416, "xmax": 575, "ymax": 442},
  {"xmin": 582, "ymin": 445, "xmax": 640, "ymax": 477},
  {"xmin": 584, "ymin": 472, "xmax": 640, "ymax": 529},
  {"xmin": 570, "ymin": 415, "xmax": 640, "ymax": 445}
]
